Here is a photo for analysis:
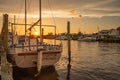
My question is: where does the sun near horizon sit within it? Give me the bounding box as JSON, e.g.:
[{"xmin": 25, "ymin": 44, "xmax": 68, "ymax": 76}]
[{"xmin": 0, "ymin": 0, "xmax": 120, "ymax": 35}]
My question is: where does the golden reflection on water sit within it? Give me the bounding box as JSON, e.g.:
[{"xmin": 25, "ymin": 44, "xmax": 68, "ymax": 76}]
[{"xmin": 13, "ymin": 39, "xmax": 120, "ymax": 80}]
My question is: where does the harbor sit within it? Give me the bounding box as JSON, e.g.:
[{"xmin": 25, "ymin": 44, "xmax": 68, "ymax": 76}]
[
  {"xmin": 0, "ymin": 0, "xmax": 120, "ymax": 80},
  {"xmin": 1, "ymin": 39, "xmax": 120, "ymax": 80}
]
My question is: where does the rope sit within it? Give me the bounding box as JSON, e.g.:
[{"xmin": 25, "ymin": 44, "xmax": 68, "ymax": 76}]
[
  {"xmin": 16, "ymin": 0, "xmax": 24, "ymax": 35},
  {"xmin": 27, "ymin": 0, "xmax": 32, "ymax": 12},
  {"xmin": 47, "ymin": 0, "xmax": 62, "ymax": 44},
  {"xmin": 47, "ymin": 0, "xmax": 57, "ymax": 26}
]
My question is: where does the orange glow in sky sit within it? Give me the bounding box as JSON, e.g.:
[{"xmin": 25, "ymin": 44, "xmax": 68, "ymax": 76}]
[
  {"xmin": 34, "ymin": 31, "xmax": 39, "ymax": 36},
  {"xmin": 0, "ymin": 0, "xmax": 120, "ymax": 35}
]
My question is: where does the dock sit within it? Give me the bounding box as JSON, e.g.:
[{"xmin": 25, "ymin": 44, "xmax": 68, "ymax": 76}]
[{"xmin": 0, "ymin": 14, "xmax": 13, "ymax": 80}]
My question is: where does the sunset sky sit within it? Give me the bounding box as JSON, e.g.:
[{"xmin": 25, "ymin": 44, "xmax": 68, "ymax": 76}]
[{"xmin": 0, "ymin": 0, "xmax": 120, "ymax": 35}]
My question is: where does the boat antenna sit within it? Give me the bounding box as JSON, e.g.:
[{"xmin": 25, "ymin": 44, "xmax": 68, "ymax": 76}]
[
  {"xmin": 39, "ymin": 0, "xmax": 42, "ymax": 42},
  {"xmin": 47, "ymin": 0, "xmax": 57, "ymax": 44}
]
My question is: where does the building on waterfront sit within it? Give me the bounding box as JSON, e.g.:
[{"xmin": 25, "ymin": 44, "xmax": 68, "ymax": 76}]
[
  {"xmin": 98, "ymin": 28, "xmax": 120, "ymax": 40},
  {"xmin": 109, "ymin": 29, "xmax": 120, "ymax": 37},
  {"xmin": 98, "ymin": 30, "xmax": 110, "ymax": 39}
]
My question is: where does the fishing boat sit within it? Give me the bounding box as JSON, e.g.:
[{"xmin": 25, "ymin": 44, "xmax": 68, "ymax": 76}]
[
  {"xmin": 78, "ymin": 35, "xmax": 96, "ymax": 42},
  {"xmin": 7, "ymin": 0, "xmax": 62, "ymax": 71}
]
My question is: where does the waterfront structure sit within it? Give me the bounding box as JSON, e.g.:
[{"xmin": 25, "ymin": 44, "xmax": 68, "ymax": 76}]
[
  {"xmin": 98, "ymin": 29, "xmax": 120, "ymax": 39},
  {"xmin": 98, "ymin": 30, "xmax": 110, "ymax": 39},
  {"xmin": 109, "ymin": 29, "xmax": 120, "ymax": 37}
]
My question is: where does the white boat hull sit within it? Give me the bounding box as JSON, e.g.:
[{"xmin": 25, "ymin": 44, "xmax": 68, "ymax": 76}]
[{"xmin": 8, "ymin": 47, "xmax": 62, "ymax": 68}]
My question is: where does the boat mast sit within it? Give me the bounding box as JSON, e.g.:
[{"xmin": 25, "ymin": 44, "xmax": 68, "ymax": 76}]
[
  {"xmin": 25, "ymin": 0, "xmax": 27, "ymax": 42},
  {"xmin": 39, "ymin": 0, "xmax": 42, "ymax": 42},
  {"xmin": 12, "ymin": 15, "xmax": 16, "ymax": 45},
  {"xmin": 14, "ymin": 15, "xmax": 16, "ymax": 35}
]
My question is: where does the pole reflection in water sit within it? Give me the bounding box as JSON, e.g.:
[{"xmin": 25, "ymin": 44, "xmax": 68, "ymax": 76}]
[
  {"xmin": 66, "ymin": 21, "xmax": 71, "ymax": 80},
  {"xmin": 67, "ymin": 63, "xmax": 71, "ymax": 80},
  {"xmin": 37, "ymin": 66, "xmax": 59, "ymax": 80},
  {"xmin": 13, "ymin": 66, "xmax": 59, "ymax": 80}
]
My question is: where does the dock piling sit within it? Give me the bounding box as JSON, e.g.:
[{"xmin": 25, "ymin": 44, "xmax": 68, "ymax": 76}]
[
  {"xmin": 0, "ymin": 14, "xmax": 13, "ymax": 80},
  {"xmin": 67, "ymin": 21, "xmax": 71, "ymax": 80}
]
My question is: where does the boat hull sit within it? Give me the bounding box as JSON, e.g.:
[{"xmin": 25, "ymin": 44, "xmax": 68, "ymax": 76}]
[{"xmin": 8, "ymin": 48, "xmax": 61, "ymax": 68}]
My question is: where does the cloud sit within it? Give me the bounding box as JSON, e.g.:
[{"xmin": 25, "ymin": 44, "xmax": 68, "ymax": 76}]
[
  {"xmin": 0, "ymin": 0, "xmax": 120, "ymax": 18},
  {"xmin": 96, "ymin": 0, "xmax": 120, "ymax": 9}
]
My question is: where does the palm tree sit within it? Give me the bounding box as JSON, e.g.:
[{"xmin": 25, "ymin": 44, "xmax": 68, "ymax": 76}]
[{"xmin": 117, "ymin": 27, "xmax": 120, "ymax": 35}]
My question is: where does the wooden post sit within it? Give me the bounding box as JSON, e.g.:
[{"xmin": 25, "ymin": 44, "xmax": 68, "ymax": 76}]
[
  {"xmin": 42, "ymin": 28, "xmax": 44, "ymax": 42},
  {"xmin": 0, "ymin": 14, "xmax": 13, "ymax": 80},
  {"xmin": 67, "ymin": 21, "xmax": 71, "ymax": 80},
  {"xmin": 36, "ymin": 38, "xmax": 38, "ymax": 50},
  {"xmin": 14, "ymin": 15, "xmax": 16, "ymax": 35},
  {"xmin": 11, "ymin": 23, "xmax": 14, "ymax": 45},
  {"xmin": 29, "ymin": 29, "xmax": 31, "ymax": 50},
  {"xmin": 54, "ymin": 26, "xmax": 56, "ymax": 45},
  {"xmin": 25, "ymin": 0, "xmax": 27, "ymax": 42},
  {"xmin": 39, "ymin": 0, "xmax": 42, "ymax": 42}
]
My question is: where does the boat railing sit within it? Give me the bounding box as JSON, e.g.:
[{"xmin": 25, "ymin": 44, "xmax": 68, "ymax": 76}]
[
  {"xmin": 9, "ymin": 42, "xmax": 62, "ymax": 51},
  {"xmin": 43, "ymin": 44, "xmax": 62, "ymax": 51}
]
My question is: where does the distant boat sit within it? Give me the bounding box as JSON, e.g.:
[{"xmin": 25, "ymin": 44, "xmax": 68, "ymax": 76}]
[
  {"xmin": 56, "ymin": 35, "xmax": 67, "ymax": 40},
  {"xmin": 78, "ymin": 36, "xmax": 96, "ymax": 42},
  {"xmin": 7, "ymin": 0, "xmax": 62, "ymax": 72}
]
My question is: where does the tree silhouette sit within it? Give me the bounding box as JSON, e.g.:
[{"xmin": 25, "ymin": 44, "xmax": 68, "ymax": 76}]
[{"xmin": 117, "ymin": 27, "xmax": 120, "ymax": 34}]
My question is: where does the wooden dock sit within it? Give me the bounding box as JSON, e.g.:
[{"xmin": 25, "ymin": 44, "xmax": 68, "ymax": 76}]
[{"xmin": 0, "ymin": 14, "xmax": 13, "ymax": 80}]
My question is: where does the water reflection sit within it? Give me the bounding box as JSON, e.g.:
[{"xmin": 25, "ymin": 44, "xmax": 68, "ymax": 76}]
[
  {"xmin": 56, "ymin": 41, "xmax": 120, "ymax": 80},
  {"xmin": 13, "ymin": 40, "xmax": 120, "ymax": 80},
  {"xmin": 37, "ymin": 66, "xmax": 58, "ymax": 80},
  {"xmin": 13, "ymin": 66, "xmax": 59, "ymax": 80}
]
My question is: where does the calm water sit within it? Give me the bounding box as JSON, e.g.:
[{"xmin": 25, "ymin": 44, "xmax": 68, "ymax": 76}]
[
  {"xmin": 57, "ymin": 40, "xmax": 120, "ymax": 80},
  {"xmin": 14, "ymin": 40, "xmax": 120, "ymax": 80}
]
